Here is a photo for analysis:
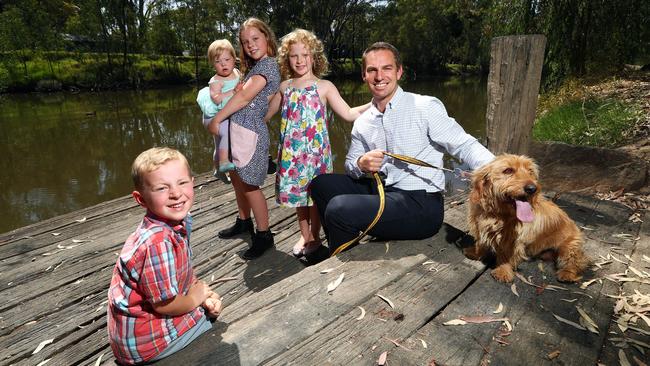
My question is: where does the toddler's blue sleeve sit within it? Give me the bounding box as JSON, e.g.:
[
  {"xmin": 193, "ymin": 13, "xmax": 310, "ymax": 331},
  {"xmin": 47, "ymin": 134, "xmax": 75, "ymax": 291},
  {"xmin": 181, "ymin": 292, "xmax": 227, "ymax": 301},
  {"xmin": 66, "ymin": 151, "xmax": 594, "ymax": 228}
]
[{"xmin": 196, "ymin": 86, "xmax": 219, "ymax": 118}]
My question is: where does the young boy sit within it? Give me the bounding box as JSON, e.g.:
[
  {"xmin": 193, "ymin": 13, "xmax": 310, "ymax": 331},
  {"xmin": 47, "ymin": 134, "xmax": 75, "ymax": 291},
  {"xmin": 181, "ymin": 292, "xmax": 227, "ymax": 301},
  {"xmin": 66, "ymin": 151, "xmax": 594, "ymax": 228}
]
[{"xmin": 107, "ymin": 147, "xmax": 222, "ymax": 365}]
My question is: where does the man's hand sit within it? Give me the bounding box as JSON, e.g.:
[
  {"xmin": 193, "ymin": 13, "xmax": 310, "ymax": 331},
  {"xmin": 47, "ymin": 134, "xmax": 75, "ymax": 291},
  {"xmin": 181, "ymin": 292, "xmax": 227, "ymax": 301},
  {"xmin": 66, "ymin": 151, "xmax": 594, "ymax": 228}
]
[
  {"xmin": 203, "ymin": 291, "xmax": 222, "ymax": 318},
  {"xmin": 357, "ymin": 149, "xmax": 384, "ymax": 173}
]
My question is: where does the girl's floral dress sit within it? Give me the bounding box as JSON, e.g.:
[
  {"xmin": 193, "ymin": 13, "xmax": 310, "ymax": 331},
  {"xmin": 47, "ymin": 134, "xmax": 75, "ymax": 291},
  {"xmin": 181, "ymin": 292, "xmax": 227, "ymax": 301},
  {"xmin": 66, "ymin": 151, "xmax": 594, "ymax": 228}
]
[{"xmin": 276, "ymin": 80, "xmax": 332, "ymax": 207}]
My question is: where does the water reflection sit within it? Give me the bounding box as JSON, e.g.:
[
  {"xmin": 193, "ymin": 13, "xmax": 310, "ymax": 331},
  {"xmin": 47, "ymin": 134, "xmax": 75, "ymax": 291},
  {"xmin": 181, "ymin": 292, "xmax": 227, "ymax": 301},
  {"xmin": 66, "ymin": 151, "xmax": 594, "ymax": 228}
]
[{"xmin": 0, "ymin": 77, "xmax": 486, "ymax": 234}]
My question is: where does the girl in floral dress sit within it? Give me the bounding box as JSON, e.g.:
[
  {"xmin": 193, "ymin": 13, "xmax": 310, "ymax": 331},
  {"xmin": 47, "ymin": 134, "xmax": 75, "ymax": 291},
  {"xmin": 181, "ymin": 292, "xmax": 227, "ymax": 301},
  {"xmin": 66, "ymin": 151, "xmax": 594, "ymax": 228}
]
[{"xmin": 267, "ymin": 29, "xmax": 369, "ymax": 258}]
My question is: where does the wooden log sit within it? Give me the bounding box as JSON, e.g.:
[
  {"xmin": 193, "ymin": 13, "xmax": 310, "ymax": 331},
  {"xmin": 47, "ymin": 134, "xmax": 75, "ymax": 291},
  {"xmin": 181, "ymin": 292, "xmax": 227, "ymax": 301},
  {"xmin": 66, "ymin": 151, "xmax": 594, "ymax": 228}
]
[{"xmin": 486, "ymin": 35, "xmax": 546, "ymax": 155}]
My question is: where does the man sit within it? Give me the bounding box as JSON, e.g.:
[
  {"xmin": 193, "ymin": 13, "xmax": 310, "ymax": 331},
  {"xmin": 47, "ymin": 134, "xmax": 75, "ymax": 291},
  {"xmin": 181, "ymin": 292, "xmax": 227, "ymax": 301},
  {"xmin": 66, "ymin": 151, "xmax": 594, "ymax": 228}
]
[{"xmin": 310, "ymin": 42, "xmax": 494, "ymax": 258}]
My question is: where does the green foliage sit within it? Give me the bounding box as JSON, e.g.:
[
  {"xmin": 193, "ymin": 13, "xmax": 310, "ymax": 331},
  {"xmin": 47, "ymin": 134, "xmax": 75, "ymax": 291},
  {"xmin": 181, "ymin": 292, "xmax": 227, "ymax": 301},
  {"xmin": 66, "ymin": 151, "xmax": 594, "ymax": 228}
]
[
  {"xmin": 0, "ymin": 51, "xmax": 211, "ymax": 91},
  {"xmin": 533, "ymin": 99, "xmax": 641, "ymax": 148}
]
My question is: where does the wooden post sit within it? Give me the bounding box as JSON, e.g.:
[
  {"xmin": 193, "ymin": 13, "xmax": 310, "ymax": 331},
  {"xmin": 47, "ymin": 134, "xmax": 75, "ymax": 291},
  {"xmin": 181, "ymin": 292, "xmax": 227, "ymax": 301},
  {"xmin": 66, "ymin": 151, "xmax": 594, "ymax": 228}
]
[{"xmin": 485, "ymin": 35, "xmax": 546, "ymax": 155}]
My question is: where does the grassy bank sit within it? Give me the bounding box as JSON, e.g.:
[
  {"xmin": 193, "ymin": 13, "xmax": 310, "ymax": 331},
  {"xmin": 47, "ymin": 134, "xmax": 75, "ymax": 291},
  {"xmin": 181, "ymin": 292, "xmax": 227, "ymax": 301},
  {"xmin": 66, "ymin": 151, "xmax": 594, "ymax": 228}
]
[
  {"xmin": 0, "ymin": 51, "xmax": 215, "ymax": 92},
  {"xmin": 533, "ymin": 76, "xmax": 647, "ymax": 148}
]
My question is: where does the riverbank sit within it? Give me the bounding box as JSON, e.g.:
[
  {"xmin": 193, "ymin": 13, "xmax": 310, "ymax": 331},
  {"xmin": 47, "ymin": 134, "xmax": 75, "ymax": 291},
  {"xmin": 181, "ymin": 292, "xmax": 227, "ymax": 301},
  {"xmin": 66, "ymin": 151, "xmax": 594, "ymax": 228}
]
[{"xmin": 531, "ymin": 69, "xmax": 650, "ymax": 211}]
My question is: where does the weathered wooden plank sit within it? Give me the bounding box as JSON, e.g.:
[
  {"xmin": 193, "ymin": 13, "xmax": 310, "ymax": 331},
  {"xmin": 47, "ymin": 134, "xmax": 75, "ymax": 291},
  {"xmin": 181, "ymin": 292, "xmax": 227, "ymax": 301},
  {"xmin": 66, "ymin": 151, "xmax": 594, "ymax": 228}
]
[
  {"xmin": 390, "ymin": 193, "xmax": 640, "ymax": 366},
  {"xmin": 0, "ymin": 180, "xmax": 278, "ymax": 311},
  {"xmin": 0, "ymin": 213, "xmax": 299, "ymax": 364},
  {"xmin": 0, "ymin": 174, "xmax": 254, "ymax": 261},
  {"xmin": 156, "ymin": 210, "xmax": 479, "ymax": 366},
  {"xmin": 598, "ymin": 209, "xmax": 650, "ymax": 366}
]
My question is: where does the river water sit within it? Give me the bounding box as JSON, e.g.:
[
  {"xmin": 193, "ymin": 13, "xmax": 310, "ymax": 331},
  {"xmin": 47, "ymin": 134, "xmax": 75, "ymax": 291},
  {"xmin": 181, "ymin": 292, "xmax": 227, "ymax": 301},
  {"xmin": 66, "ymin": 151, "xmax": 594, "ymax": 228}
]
[{"xmin": 0, "ymin": 77, "xmax": 486, "ymax": 234}]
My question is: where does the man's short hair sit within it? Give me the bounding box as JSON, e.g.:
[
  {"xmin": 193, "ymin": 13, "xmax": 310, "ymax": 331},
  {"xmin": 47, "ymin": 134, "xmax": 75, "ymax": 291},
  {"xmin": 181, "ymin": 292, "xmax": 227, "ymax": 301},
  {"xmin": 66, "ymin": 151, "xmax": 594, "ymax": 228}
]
[
  {"xmin": 362, "ymin": 42, "xmax": 402, "ymax": 70},
  {"xmin": 131, "ymin": 147, "xmax": 190, "ymax": 190}
]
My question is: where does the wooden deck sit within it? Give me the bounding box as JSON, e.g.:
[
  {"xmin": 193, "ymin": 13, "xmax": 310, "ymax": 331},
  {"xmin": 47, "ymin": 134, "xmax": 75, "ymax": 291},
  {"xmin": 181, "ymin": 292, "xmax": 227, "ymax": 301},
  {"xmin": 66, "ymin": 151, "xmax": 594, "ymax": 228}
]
[{"xmin": 1, "ymin": 173, "xmax": 648, "ymax": 365}]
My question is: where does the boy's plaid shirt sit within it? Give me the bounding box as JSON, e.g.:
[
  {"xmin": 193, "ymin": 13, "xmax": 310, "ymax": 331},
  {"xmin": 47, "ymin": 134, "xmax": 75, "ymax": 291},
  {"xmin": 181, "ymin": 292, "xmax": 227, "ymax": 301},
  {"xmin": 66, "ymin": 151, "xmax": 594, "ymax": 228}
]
[{"xmin": 107, "ymin": 213, "xmax": 204, "ymax": 365}]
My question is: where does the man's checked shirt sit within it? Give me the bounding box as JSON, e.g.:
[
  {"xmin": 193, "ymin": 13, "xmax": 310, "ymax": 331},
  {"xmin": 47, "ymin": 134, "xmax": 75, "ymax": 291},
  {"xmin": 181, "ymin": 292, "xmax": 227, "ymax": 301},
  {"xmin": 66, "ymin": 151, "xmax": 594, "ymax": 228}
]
[{"xmin": 345, "ymin": 87, "xmax": 494, "ymax": 192}]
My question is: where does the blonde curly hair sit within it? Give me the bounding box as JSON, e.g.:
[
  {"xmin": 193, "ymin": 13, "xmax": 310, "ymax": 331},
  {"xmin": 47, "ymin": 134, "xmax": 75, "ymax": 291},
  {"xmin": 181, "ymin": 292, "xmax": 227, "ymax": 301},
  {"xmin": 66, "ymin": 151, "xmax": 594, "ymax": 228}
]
[{"xmin": 278, "ymin": 29, "xmax": 329, "ymax": 80}]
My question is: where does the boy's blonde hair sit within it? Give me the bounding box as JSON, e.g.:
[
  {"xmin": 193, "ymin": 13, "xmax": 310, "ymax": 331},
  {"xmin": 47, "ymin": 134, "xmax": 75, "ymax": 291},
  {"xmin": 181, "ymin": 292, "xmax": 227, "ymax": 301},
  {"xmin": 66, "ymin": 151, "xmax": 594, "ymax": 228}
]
[
  {"xmin": 207, "ymin": 39, "xmax": 237, "ymax": 65},
  {"xmin": 131, "ymin": 147, "xmax": 191, "ymax": 190},
  {"xmin": 238, "ymin": 17, "xmax": 278, "ymax": 74},
  {"xmin": 278, "ymin": 29, "xmax": 329, "ymax": 80}
]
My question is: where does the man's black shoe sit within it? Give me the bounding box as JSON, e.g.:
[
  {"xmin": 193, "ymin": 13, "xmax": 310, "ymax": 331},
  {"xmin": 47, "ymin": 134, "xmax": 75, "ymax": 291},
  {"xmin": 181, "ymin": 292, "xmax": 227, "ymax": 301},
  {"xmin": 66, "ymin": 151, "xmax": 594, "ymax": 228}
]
[
  {"xmin": 304, "ymin": 244, "xmax": 330, "ymax": 265},
  {"xmin": 218, "ymin": 217, "xmax": 254, "ymax": 239},
  {"xmin": 242, "ymin": 230, "xmax": 274, "ymax": 260}
]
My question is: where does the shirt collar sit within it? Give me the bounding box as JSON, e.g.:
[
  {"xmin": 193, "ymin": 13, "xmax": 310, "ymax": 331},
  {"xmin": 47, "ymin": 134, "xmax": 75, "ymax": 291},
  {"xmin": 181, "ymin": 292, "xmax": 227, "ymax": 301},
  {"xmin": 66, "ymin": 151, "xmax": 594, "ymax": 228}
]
[
  {"xmin": 371, "ymin": 86, "xmax": 405, "ymax": 113},
  {"xmin": 144, "ymin": 212, "xmax": 188, "ymax": 235}
]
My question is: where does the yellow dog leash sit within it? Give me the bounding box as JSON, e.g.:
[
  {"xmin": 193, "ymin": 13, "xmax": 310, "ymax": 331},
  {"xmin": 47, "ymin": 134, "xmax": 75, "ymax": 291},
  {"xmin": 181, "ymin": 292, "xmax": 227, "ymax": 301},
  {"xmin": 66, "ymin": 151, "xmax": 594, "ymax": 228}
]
[{"xmin": 330, "ymin": 152, "xmax": 458, "ymax": 256}]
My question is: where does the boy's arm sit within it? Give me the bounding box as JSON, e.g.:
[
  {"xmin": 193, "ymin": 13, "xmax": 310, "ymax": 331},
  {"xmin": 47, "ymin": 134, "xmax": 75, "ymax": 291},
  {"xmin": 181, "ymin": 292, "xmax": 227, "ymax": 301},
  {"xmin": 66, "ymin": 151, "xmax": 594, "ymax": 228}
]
[{"xmin": 152, "ymin": 279, "xmax": 211, "ymax": 316}]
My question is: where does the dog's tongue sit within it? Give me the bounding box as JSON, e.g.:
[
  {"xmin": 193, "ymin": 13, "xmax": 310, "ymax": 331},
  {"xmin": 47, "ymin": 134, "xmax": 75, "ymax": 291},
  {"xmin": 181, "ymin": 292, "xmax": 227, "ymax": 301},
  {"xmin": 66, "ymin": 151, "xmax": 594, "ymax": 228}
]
[{"xmin": 515, "ymin": 200, "xmax": 534, "ymax": 223}]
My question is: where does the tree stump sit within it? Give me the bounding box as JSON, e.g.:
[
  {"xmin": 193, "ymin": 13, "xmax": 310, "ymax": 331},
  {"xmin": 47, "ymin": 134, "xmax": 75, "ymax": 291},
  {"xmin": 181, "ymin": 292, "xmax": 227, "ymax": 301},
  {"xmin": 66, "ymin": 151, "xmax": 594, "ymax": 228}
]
[{"xmin": 486, "ymin": 35, "xmax": 546, "ymax": 155}]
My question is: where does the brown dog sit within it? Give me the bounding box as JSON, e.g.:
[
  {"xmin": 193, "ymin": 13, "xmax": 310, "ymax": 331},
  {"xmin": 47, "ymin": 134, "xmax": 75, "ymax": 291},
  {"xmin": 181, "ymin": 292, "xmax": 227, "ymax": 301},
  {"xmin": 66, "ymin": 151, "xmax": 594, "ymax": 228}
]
[{"xmin": 464, "ymin": 154, "xmax": 588, "ymax": 283}]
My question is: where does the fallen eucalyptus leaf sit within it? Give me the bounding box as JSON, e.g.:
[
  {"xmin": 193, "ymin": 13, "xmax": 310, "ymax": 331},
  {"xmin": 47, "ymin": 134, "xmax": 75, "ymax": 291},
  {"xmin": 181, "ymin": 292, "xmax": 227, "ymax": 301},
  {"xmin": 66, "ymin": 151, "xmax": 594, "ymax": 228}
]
[
  {"xmin": 33, "ymin": 338, "xmax": 54, "ymax": 354},
  {"xmin": 493, "ymin": 302, "xmax": 504, "ymax": 314},
  {"xmin": 377, "ymin": 294, "xmax": 395, "ymax": 308},
  {"xmin": 356, "ymin": 306, "xmax": 366, "ymax": 320},
  {"xmin": 377, "ymin": 351, "xmax": 388, "ymax": 365},
  {"xmin": 419, "ymin": 338, "xmax": 427, "ymax": 348},
  {"xmin": 443, "ymin": 319, "xmax": 467, "ymax": 325},
  {"xmin": 75, "ymin": 217, "xmax": 87, "ymax": 223},
  {"xmin": 511, "ymin": 283, "xmax": 519, "ymax": 297},
  {"xmin": 619, "ymin": 349, "xmax": 631, "ymax": 366},
  {"xmin": 95, "ymin": 352, "xmax": 104, "ymax": 366},
  {"xmin": 576, "ymin": 306, "xmax": 599, "ymax": 334},
  {"xmin": 552, "ymin": 313, "xmax": 586, "ymax": 331},
  {"xmin": 327, "ymin": 273, "xmax": 345, "ymax": 293}
]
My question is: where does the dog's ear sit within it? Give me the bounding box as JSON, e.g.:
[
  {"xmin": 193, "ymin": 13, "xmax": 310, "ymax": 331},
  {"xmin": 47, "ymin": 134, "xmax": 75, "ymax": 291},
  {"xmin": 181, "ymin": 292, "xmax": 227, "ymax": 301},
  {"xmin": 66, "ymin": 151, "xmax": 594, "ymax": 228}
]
[{"xmin": 470, "ymin": 168, "xmax": 490, "ymax": 204}]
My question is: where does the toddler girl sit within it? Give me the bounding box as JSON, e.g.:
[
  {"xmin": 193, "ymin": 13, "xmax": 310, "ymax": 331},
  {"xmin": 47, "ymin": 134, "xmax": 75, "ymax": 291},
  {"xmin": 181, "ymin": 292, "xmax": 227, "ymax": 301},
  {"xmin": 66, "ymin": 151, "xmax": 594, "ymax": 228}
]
[
  {"xmin": 267, "ymin": 29, "xmax": 369, "ymax": 258},
  {"xmin": 206, "ymin": 18, "xmax": 280, "ymax": 260},
  {"xmin": 197, "ymin": 39, "xmax": 241, "ymax": 181}
]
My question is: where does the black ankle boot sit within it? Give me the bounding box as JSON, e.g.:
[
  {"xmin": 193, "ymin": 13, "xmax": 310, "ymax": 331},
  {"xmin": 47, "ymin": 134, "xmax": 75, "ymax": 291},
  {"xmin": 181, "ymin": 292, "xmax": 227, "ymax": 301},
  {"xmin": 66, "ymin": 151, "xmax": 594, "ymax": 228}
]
[
  {"xmin": 218, "ymin": 217, "xmax": 254, "ymax": 239},
  {"xmin": 242, "ymin": 230, "xmax": 274, "ymax": 260}
]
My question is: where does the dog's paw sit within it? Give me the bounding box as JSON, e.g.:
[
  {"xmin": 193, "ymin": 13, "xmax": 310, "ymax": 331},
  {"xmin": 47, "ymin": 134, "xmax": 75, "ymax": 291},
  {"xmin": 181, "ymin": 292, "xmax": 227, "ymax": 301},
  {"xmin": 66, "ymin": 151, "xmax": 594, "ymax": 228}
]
[
  {"xmin": 463, "ymin": 245, "xmax": 483, "ymax": 260},
  {"xmin": 491, "ymin": 265, "xmax": 515, "ymax": 282},
  {"xmin": 556, "ymin": 268, "xmax": 582, "ymax": 283}
]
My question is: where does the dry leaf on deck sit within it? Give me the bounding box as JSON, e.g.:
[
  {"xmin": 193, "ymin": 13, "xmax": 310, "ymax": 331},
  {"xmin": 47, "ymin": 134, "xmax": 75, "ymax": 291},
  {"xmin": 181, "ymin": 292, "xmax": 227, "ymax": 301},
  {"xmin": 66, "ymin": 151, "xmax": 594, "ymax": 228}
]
[
  {"xmin": 580, "ymin": 278, "xmax": 599, "ymax": 289},
  {"xmin": 552, "ymin": 313, "xmax": 586, "ymax": 331},
  {"xmin": 320, "ymin": 268, "xmax": 334, "ymax": 274},
  {"xmin": 75, "ymin": 217, "xmax": 87, "ymax": 223},
  {"xmin": 95, "ymin": 352, "xmax": 104, "ymax": 366},
  {"xmin": 632, "ymin": 355, "xmax": 648, "ymax": 366},
  {"xmin": 460, "ymin": 315, "xmax": 509, "ymax": 324},
  {"xmin": 36, "ymin": 360, "xmax": 51, "ymax": 366},
  {"xmin": 377, "ymin": 294, "xmax": 395, "ymax": 308},
  {"xmin": 443, "ymin": 319, "xmax": 467, "ymax": 325},
  {"xmin": 628, "ymin": 266, "xmax": 646, "ymax": 278},
  {"xmin": 377, "ymin": 351, "xmax": 388, "ymax": 365},
  {"xmin": 356, "ymin": 306, "xmax": 366, "ymax": 320},
  {"xmin": 619, "ymin": 349, "xmax": 631, "ymax": 366},
  {"xmin": 33, "ymin": 338, "xmax": 54, "ymax": 354},
  {"xmin": 419, "ymin": 338, "xmax": 428, "ymax": 348},
  {"xmin": 504, "ymin": 320, "xmax": 513, "ymax": 331},
  {"xmin": 385, "ymin": 243, "xmax": 389, "ymax": 254},
  {"xmin": 327, "ymin": 273, "xmax": 345, "ymax": 293},
  {"xmin": 493, "ymin": 302, "xmax": 504, "ymax": 314},
  {"xmin": 547, "ymin": 350, "xmax": 561, "ymax": 360},
  {"xmin": 576, "ymin": 306, "xmax": 599, "ymax": 334},
  {"xmin": 511, "ymin": 283, "xmax": 519, "ymax": 297},
  {"xmin": 51, "ymin": 232, "xmax": 61, "ymax": 236},
  {"xmin": 561, "ymin": 298, "xmax": 578, "ymax": 303}
]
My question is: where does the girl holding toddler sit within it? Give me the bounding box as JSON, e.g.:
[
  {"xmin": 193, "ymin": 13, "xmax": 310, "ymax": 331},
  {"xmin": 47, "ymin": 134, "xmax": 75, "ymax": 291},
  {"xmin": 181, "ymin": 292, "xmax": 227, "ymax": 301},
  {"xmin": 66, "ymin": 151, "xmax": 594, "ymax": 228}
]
[{"xmin": 206, "ymin": 18, "xmax": 280, "ymax": 260}]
